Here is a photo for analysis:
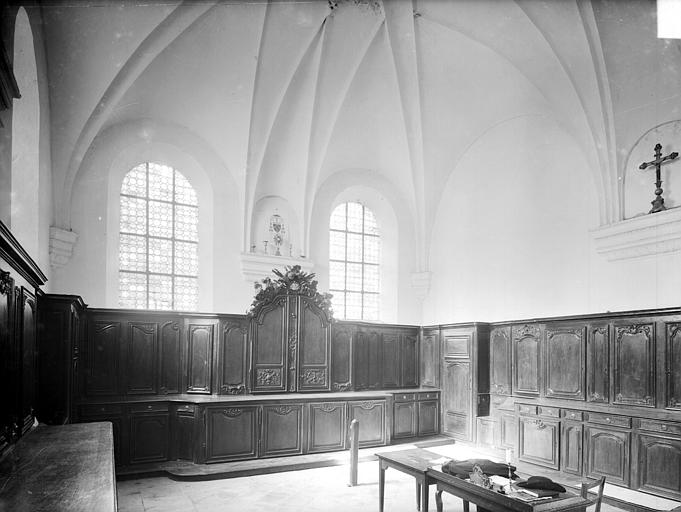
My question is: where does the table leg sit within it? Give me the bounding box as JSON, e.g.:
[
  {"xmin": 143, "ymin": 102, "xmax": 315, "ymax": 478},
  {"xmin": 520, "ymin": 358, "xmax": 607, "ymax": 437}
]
[
  {"xmin": 416, "ymin": 481, "xmax": 421, "ymax": 511},
  {"xmin": 435, "ymin": 490, "xmax": 443, "ymax": 512},
  {"xmin": 463, "ymin": 500, "xmax": 469, "ymax": 512},
  {"xmin": 379, "ymin": 462, "xmax": 386, "ymax": 512},
  {"xmin": 421, "ymin": 479, "xmax": 429, "ymax": 512}
]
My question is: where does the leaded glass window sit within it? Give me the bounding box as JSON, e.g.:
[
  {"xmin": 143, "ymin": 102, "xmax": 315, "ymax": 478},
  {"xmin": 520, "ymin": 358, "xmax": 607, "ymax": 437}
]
[
  {"xmin": 119, "ymin": 162, "xmax": 198, "ymax": 310},
  {"xmin": 329, "ymin": 202, "xmax": 380, "ymax": 320}
]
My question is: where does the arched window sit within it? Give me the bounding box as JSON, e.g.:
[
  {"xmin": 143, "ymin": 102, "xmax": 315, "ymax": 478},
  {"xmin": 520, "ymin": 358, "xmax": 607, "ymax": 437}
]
[
  {"xmin": 329, "ymin": 202, "xmax": 381, "ymax": 320},
  {"xmin": 119, "ymin": 162, "xmax": 198, "ymax": 310}
]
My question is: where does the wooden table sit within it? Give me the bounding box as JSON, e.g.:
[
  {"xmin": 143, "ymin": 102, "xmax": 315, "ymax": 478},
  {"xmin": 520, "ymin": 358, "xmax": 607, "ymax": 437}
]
[
  {"xmin": 0, "ymin": 422, "xmax": 117, "ymax": 512},
  {"xmin": 377, "ymin": 448, "xmax": 445, "ymax": 512},
  {"xmin": 428, "ymin": 468, "xmax": 590, "ymax": 512}
]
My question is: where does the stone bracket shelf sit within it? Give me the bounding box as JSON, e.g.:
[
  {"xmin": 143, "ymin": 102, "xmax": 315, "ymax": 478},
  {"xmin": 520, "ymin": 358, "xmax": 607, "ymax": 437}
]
[{"xmin": 240, "ymin": 252, "xmax": 314, "ymax": 283}]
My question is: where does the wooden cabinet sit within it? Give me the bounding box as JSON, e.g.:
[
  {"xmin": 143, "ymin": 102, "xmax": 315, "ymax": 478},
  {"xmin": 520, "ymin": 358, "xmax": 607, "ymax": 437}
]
[
  {"xmin": 185, "ymin": 319, "xmax": 216, "ymax": 394},
  {"xmin": 170, "ymin": 403, "xmax": 196, "ymax": 461},
  {"xmin": 613, "ymin": 321, "xmax": 655, "ymax": 407},
  {"xmin": 204, "ymin": 405, "xmax": 259, "ymax": 463},
  {"xmin": 261, "ymin": 404, "xmax": 304, "ymax": 457},
  {"xmin": 348, "ymin": 400, "xmax": 386, "ymax": 447},
  {"xmin": 544, "ymin": 323, "xmax": 585, "ymax": 400},
  {"xmin": 392, "ymin": 392, "xmax": 439, "ymax": 439},
  {"xmin": 512, "ymin": 324, "xmax": 541, "ymax": 397},
  {"xmin": 354, "ymin": 328, "xmax": 381, "ymax": 390},
  {"xmin": 37, "ymin": 294, "xmax": 85, "ymax": 425},
  {"xmin": 584, "ymin": 423, "xmax": 631, "ymax": 486},
  {"xmin": 127, "ymin": 403, "xmax": 169, "ymax": 464},
  {"xmin": 159, "ymin": 320, "xmax": 182, "ymax": 394},
  {"xmin": 251, "ymin": 297, "xmax": 288, "ymax": 393},
  {"xmin": 297, "ymin": 299, "xmax": 331, "ymax": 392},
  {"xmin": 85, "ymin": 319, "xmax": 122, "ymax": 397},
  {"xmin": 665, "ymin": 322, "xmax": 681, "ymax": 409},
  {"xmin": 442, "ymin": 359, "xmax": 471, "ymax": 439},
  {"xmin": 307, "ymin": 402, "xmax": 346, "ymax": 453},
  {"xmin": 561, "ymin": 420, "xmax": 583, "ymax": 475},
  {"xmin": 490, "ymin": 326, "xmax": 511, "ymax": 396},
  {"xmin": 518, "ymin": 412, "xmax": 559, "ymax": 470},
  {"xmin": 634, "ymin": 423, "xmax": 681, "ymax": 499},
  {"xmin": 126, "ymin": 322, "xmax": 159, "ymax": 395},
  {"xmin": 420, "ymin": 327, "xmax": 440, "ymax": 388},
  {"xmin": 393, "ymin": 398, "xmax": 417, "ymax": 439},
  {"xmin": 330, "ymin": 323, "xmax": 353, "ymax": 391},
  {"xmin": 586, "ymin": 323, "xmax": 610, "ymax": 403},
  {"xmin": 218, "ymin": 316, "xmax": 248, "ymax": 395},
  {"xmin": 417, "ymin": 398, "xmax": 439, "ymax": 436},
  {"xmin": 382, "ymin": 332, "xmax": 401, "ymax": 388}
]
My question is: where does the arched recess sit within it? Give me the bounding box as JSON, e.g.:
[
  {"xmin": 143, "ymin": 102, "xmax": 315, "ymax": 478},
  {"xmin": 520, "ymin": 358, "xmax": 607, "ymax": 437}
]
[
  {"xmin": 10, "ymin": 7, "xmax": 39, "ymax": 257},
  {"xmin": 60, "ymin": 119, "xmax": 241, "ymax": 312},
  {"xmin": 250, "ymin": 196, "xmax": 300, "ymax": 258},
  {"xmin": 309, "ymin": 168, "xmax": 418, "ymax": 324}
]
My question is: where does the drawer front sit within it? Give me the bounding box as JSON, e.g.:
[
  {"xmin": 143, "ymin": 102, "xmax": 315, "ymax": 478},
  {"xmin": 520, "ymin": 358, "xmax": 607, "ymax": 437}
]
[
  {"xmin": 128, "ymin": 403, "xmax": 169, "ymax": 414},
  {"xmin": 175, "ymin": 403, "xmax": 196, "ymax": 414},
  {"xmin": 418, "ymin": 392, "xmax": 439, "ymax": 401},
  {"xmin": 562, "ymin": 410, "xmax": 584, "ymax": 422},
  {"xmin": 517, "ymin": 404, "xmax": 537, "ymax": 416},
  {"xmin": 639, "ymin": 419, "xmax": 681, "ymax": 436},
  {"xmin": 394, "ymin": 393, "xmax": 416, "ymax": 402},
  {"xmin": 79, "ymin": 403, "xmax": 123, "ymax": 417},
  {"xmin": 537, "ymin": 406, "xmax": 560, "ymax": 418},
  {"xmin": 587, "ymin": 412, "xmax": 631, "ymax": 428}
]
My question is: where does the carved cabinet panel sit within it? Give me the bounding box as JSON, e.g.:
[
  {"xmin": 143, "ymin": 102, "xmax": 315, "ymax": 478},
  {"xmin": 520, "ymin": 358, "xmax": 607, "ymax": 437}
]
[
  {"xmin": 635, "ymin": 433, "xmax": 681, "ymax": 499},
  {"xmin": 544, "ymin": 324, "xmax": 585, "ymax": 400},
  {"xmin": 86, "ymin": 321, "xmax": 122, "ymax": 396},
  {"xmin": 584, "ymin": 425, "xmax": 631, "ymax": 486},
  {"xmin": 354, "ymin": 329, "xmax": 381, "ymax": 390},
  {"xmin": 128, "ymin": 409, "xmax": 169, "ymax": 464},
  {"xmin": 204, "ymin": 406, "xmax": 259, "ymax": 463},
  {"xmin": 159, "ymin": 320, "xmax": 181, "ymax": 394},
  {"xmin": 613, "ymin": 322, "xmax": 655, "ymax": 407},
  {"xmin": 666, "ymin": 322, "xmax": 681, "ymax": 410},
  {"xmin": 298, "ymin": 298, "xmax": 331, "ymax": 391},
  {"xmin": 420, "ymin": 328, "xmax": 439, "ymax": 388},
  {"xmin": 330, "ymin": 324, "xmax": 353, "ymax": 391},
  {"xmin": 587, "ymin": 324, "xmax": 610, "ymax": 403},
  {"xmin": 418, "ymin": 400, "xmax": 439, "ymax": 436},
  {"xmin": 512, "ymin": 324, "xmax": 541, "ymax": 397},
  {"xmin": 251, "ymin": 298, "xmax": 287, "ymax": 393},
  {"xmin": 307, "ymin": 402, "xmax": 346, "ymax": 453},
  {"xmin": 261, "ymin": 404, "xmax": 304, "ymax": 457},
  {"xmin": 561, "ymin": 421, "xmax": 583, "ymax": 475},
  {"xmin": 490, "ymin": 326, "xmax": 511, "ymax": 395},
  {"xmin": 218, "ymin": 317, "xmax": 248, "ymax": 395},
  {"xmin": 185, "ymin": 320, "xmax": 215, "ymax": 394},
  {"xmin": 393, "ymin": 400, "xmax": 417, "ymax": 439},
  {"xmin": 442, "ymin": 360, "xmax": 470, "ymax": 440},
  {"xmin": 382, "ymin": 333, "xmax": 401, "ymax": 388},
  {"xmin": 401, "ymin": 333, "xmax": 418, "ymax": 387},
  {"xmin": 348, "ymin": 400, "xmax": 386, "ymax": 447},
  {"xmin": 518, "ymin": 416, "xmax": 560, "ymax": 470},
  {"xmin": 126, "ymin": 322, "xmax": 158, "ymax": 395}
]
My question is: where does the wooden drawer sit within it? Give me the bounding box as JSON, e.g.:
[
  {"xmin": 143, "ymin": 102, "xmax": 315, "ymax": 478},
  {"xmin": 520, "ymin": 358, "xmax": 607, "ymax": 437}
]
[
  {"xmin": 128, "ymin": 403, "xmax": 169, "ymax": 414},
  {"xmin": 517, "ymin": 404, "xmax": 537, "ymax": 416},
  {"xmin": 418, "ymin": 392, "xmax": 439, "ymax": 401},
  {"xmin": 79, "ymin": 404, "xmax": 123, "ymax": 417},
  {"xmin": 586, "ymin": 412, "xmax": 631, "ymax": 428},
  {"xmin": 537, "ymin": 406, "xmax": 560, "ymax": 418},
  {"xmin": 175, "ymin": 403, "xmax": 196, "ymax": 413},
  {"xmin": 394, "ymin": 393, "xmax": 416, "ymax": 402},
  {"xmin": 638, "ymin": 419, "xmax": 681, "ymax": 436},
  {"xmin": 562, "ymin": 410, "xmax": 583, "ymax": 422}
]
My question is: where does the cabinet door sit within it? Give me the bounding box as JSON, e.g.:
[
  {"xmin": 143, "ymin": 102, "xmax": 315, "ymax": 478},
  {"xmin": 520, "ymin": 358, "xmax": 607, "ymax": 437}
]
[
  {"xmin": 393, "ymin": 401, "xmax": 416, "ymax": 439},
  {"xmin": 354, "ymin": 330, "xmax": 381, "ymax": 390},
  {"xmin": 261, "ymin": 404, "xmax": 304, "ymax": 457},
  {"xmin": 545, "ymin": 324, "xmax": 585, "ymax": 400},
  {"xmin": 442, "ymin": 330, "xmax": 470, "ymax": 358},
  {"xmin": 613, "ymin": 322, "xmax": 655, "ymax": 407},
  {"xmin": 561, "ymin": 421, "xmax": 583, "ymax": 475},
  {"xmin": 587, "ymin": 324, "xmax": 609, "ymax": 403},
  {"xmin": 518, "ymin": 416, "xmax": 559, "ymax": 469},
  {"xmin": 185, "ymin": 321, "xmax": 215, "ymax": 394},
  {"xmin": 420, "ymin": 329, "xmax": 439, "ymax": 388},
  {"xmin": 442, "ymin": 360, "xmax": 470, "ymax": 440},
  {"xmin": 19, "ymin": 288, "xmax": 37, "ymax": 434},
  {"xmin": 499, "ymin": 413, "xmax": 516, "ymax": 449},
  {"xmin": 308, "ymin": 402, "xmax": 346, "ymax": 453},
  {"xmin": 401, "ymin": 333, "xmax": 418, "ymax": 388},
  {"xmin": 512, "ymin": 324, "xmax": 541, "ymax": 397},
  {"xmin": 251, "ymin": 298, "xmax": 287, "ymax": 393},
  {"xmin": 666, "ymin": 322, "xmax": 681, "ymax": 409},
  {"xmin": 476, "ymin": 417, "xmax": 495, "ymax": 447},
  {"xmin": 636, "ymin": 433, "xmax": 681, "ymax": 499},
  {"xmin": 159, "ymin": 320, "xmax": 181, "ymax": 394},
  {"xmin": 348, "ymin": 400, "xmax": 386, "ymax": 447},
  {"xmin": 126, "ymin": 322, "xmax": 158, "ymax": 395},
  {"xmin": 218, "ymin": 318, "xmax": 248, "ymax": 395},
  {"xmin": 298, "ymin": 298, "xmax": 331, "ymax": 391},
  {"xmin": 584, "ymin": 425, "xmax": 631, "ymax": 486},
  {"xmin": 331, "ymin": 324, "xmax": 353, "ymax": 391},
  {"xmin": 171, "ymin": 404, "xmax": 195, "ymax": 461},
  {"xmin": 86, "ymin": 320, "xmax": 122, "ymax": 396},
  {"xmin": 205, "ymin": 406, "xmax": 258, "ymax": 463},
  {"xmin": 129, "ymin": 413, "xmax": 169, "ymax": 464},
  {"xmin": 417, "ymin": 400, "xmax": 439, "ymax": 436},
  {"xmin": 490, "ymin": 326, "xmax": 511, "ymax": 395},
  {"xmin": 382, "ymin": 333, "xmax": 401, "ymax": 388}
]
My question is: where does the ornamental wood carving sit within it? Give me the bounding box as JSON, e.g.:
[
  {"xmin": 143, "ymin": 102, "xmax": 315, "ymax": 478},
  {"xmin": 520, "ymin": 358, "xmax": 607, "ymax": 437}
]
[
  {"xmin": 256, "ymin": 368, "xmax": 282, "ymax": 386},
  {"xmin": 301, "ymin": 368, "xmax": 326, "ymax": 385},
  {"xmin": 222, "ymin": 408, "xmax": 243, "ymax": 417},
  {"xmin": 0, "ymin": 269, "xmax": 11, "ymax": 295}
]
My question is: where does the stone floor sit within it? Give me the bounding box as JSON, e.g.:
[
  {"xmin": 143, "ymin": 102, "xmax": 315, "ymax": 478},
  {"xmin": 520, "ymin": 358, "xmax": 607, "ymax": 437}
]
[{"xmin": 117, "ymin": 460, "xmax": 629, "ymax": 512}]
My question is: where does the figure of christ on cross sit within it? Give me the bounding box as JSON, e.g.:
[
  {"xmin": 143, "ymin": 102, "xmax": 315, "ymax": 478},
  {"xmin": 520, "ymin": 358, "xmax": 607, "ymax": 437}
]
[{"xmin": 639, "ymin": 142, "xmax": 678, "ymax": 213}]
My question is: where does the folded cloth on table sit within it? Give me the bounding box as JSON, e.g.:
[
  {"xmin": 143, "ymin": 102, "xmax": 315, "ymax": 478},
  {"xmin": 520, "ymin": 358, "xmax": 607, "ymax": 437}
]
[
  {"xmin": 515, "ymin": 476, "xmax": 566, "ymax": 493},
  {"xmin": 441, "ymin": 459, "xmax": 518, "ymax": 479}
]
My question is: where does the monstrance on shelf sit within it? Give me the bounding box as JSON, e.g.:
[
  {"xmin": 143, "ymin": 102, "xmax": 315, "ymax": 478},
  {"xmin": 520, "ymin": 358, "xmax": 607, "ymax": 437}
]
[{"xmin": 269, "ymin": 213, "xmax": 286, "ymax": 256}]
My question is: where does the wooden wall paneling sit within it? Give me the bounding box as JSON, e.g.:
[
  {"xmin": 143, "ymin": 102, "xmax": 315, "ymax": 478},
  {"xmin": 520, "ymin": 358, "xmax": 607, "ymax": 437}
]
[
  {"xmin": 417, "ymin": 399, "xmax": 439, "ymax": 436},
  {"xmin": 490, "ymin": 326, "xmax": 511, "ymax": 396},
  {"xmin": 518, "ymin": 415, "xmax": 560, "ymax": 470},
  {"xmin": 634, "ymin": 431, "xmax": 681, "ymax": 499},
  {"xmin": 185, "ymin": 319, "xmax": 216, "ymax": 394},
  {"xmin": 544, "ymin": 323, "xmax": 585, "ymax": 400},
  {"xmin": 613, "ymin": 321, "xmax": 656, "ymax": 407},
  {"xmin": 251, "ymin": 298, "xmax": 287, "ymax": 393},
  {"xmin": 298, "ymin": 298, "xmax": 331, "ymax": 391},
  {"xmin": 499, "ymin": 412, "xmax": 516, "ymax": 449},
  {"xmin": 0, "ymin": 270, "xmax": 13, "ymax": 451},
  {"xmin": 218, "ymin": 317, "xmax": 248, "ymax": 395},
  {"xmin": 393, "ymin": 398, "xmax": 417, "ymax": 439},
  {"xmin": 442, "ymin": 360, "xmax": 471, "ymax": 440},
  {"xmin": 159, "ymin": 319, "xmax": 181, "ymax": 394},
  {"xmin": 401, "ymin": 331, "xmax": 418, "ymax": 388},
  {"xmin": 260, "ymin": 404, "xmax": 304, "ymax": 457},
  {"xmin": 330, "ymin": 323, "xmax": 353, "ymax": 391},
  {"xmin": 587, "ymin": 323, "xmax": 610, "ymax": 403},
  {"xmin": 126, "ymin": 322, "xmax": 158, "ymax": 395},
  {"xmin": 512, "ymin": 324, "xmax": 542, "ymax": 397},
  {"xmin": 307, "ymin": 402, "xmax": 346, "ymax": 453},
  {"xmin": 420, "ymin": 328, "xmax": 439, "ymax": 388},
  {"xmin": 127, "ymin": 403, "xmax": 169, "ymax": 464},
  {"xmin": 561, "ymin": 420, "xmax": 584, "ymax": 475},
  {"xmin": 353, "ymin": 328, "xmax": 381, "ymax": 390},
  {"xmin": 584, "ymin": 424, "xmax": 631, "ymax": 486},
  {"xmin": 86, "ymin": 319, "xmax": 121, "ymax": 397},
  {"xmin": 347, "ymin": 400, "xmax": 386, "ymax": 447},
  {"xmin": 382, "ymin": 331, "xmax": 401, "ymax": 389},
  {"xmin": 666, "ymin": 322, "xmax": 681, "ymax": 410},
  {"xmin": 170, "ymin": 403, "xmax": 196, "ymax": 461},
  {"xmin": 442, "ymin": 331, "xmax": 470, "ymax": 358},
  {"xmin": 19, "ymin": 287, "xmax": 37, "ymax": 434},
  {"xmin": 476, "ymin": 417, "xmax": 495, "ymax": 446},
  {"xmin": 204, "ymin": 405, "xmax": 259, "ymax": 463}
]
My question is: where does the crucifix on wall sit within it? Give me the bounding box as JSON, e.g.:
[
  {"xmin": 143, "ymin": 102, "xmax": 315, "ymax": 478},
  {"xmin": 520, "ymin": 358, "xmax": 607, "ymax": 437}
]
[{"xmin": 638, "ymin": 142, "xmax": 678, "ymax": 213}]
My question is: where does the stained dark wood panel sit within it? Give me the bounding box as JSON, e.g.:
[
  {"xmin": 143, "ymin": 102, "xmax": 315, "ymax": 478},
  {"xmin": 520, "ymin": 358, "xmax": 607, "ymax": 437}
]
[
  {"xmin": 20, "ymin": 288, "xmax": 37, "ymax": 433},
  {"xmin": 127, "ymin": 322, "xmax": 158, "ymax": 395},
  {"xmin": 585, "ymin": 425, "xmax": 630, "ymax": 486},
  {"xmin": 348, "ymin": 400, "xmax": 386, "ymax": 447},
  {"xmin": 587, "ymin": 324, "xmax": 610, "ymax": 403},
  {"xmin": 87, "ymin": 321, "xmax": 121, "ymax": 396},
  {"xmin": 417, "ymin": 400, "xmax": 438, "ymax": 436},
  {"xmin": 545, "ymin": 325, "xmax": 585, "ymax": 400},
  {"xmin": 308, "ymin": 402, "xmax": 346, "ymax": 453},
  {"xmin": 261, "ymin": 404, "xmax": 304, "ymax": 457},
  {"xmin": 186, "ymin": 323, "xmax": 214, "ymax": 394},
  {"xmin": 561, "ymin": 421, "xmax": 583, "ymax": 475},
  {"xmin": 401, "ymin": 334, "xmax": 418, "ymax": 387},
  {"xmin": 298, "ymin": 300, "xmax": 330, "ymax": 391},
  {"xmin": 666, "ymin": 323, "xmax": 681, "ymax": 409},
  {"xmin": 171, "ymin": 405, "xmax": 195, "ymax": 461},
  {"xmin": 252, "ymin": 300, "xmax": 287, "ymax": 393},
  {"xmin": 636, "ymin": 434, "xmax": 681, "ymax": 498},
  {"xmin": 442, "ymin": 360, "xmax": 470, "ymax": 440},
  {"xmin": 219, "ymin": 319, "xmax": 248, "ymax": 395},
  {"xmin": 443, "ymin": 333, "xmax": 470, "ymax": 358},
  {"xmin": 513, "ymin": 324, "xmax": 541, "ymax": 397},
  {"xmin": 420, "ymin": 330, "xmax": 439, "ymax": 388},
  {"xmin": 0, "ymin": 273, "xmax": 12, "ymax": 451},
  {"xmin": 613, "ymin": 322, "xmax": 655, "ymax": 407},
  {"xmin": 490, "ymin": 326, "xmax": 511, "ymax": 395},
  {"xmin": 205, "ymin": 406, "xmax": 258, "ymax": 463},
  {"xmin": 382, "ymin": 333, "xmax": 401, "ymax": 388},
  {"xmin": 159, "ymin": 321, "xmax": 181, "ymax": 394},
  {"xmin": 128, "ymin": 413, "xmax": 168, "ymax": 464},
  {"xmin": 330, "ymin": 325, "xmax": 352, "ymax": 391},
  {"xmin": 499, "ymin": 413, "xmax": 516, "ymax": 449},
  {"xmin": 518, "ymin": 416, "xmax": 559, "ymax": 469},
  {"xmin": 393, "ymin": 401, "xmax": 416, "ymax": 439}
]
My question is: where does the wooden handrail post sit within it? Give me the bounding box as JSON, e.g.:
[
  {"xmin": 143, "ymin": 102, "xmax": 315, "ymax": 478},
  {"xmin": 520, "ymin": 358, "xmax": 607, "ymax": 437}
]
[{"xmin": 348, "ymin": 419, "xmax": 359, "ymax": 486}]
